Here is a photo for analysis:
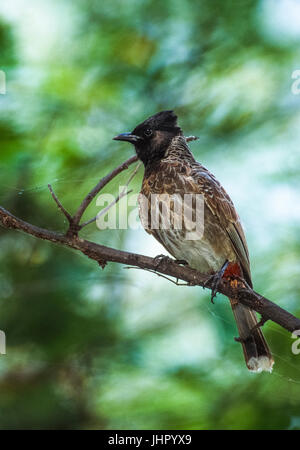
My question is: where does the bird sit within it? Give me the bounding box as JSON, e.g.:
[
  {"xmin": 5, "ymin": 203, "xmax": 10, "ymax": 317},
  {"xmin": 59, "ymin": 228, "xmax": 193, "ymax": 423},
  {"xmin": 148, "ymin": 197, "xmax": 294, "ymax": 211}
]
[{"xmin": 113, "ymin": 110, "xmax": 274, "ymax": 372}]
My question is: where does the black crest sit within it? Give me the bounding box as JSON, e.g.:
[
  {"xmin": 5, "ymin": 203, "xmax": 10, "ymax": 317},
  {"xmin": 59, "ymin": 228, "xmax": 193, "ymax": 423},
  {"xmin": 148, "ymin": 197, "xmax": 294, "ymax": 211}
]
[{"xmin": 133, "ymin": 110, "xmax": 181, "ymax": 134}]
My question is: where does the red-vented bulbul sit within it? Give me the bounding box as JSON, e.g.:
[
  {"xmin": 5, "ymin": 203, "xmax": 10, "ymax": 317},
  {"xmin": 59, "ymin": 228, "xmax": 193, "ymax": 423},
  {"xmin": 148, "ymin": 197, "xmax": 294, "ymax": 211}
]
[{"xmin": 114, "ymin": 110, "xmax": 273, "ymax": 372}]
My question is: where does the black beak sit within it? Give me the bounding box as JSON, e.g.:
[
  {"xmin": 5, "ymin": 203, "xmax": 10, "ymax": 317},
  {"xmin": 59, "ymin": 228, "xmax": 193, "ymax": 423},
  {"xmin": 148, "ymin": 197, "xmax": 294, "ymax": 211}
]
[{"xmin": 113, "ymin": 132, "xmax": 142, "ymax": 144}]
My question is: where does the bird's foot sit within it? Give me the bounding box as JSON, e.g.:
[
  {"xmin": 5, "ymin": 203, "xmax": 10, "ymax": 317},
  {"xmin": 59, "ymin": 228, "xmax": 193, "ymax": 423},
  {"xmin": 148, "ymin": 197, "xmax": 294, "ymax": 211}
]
[
  {"xmin": 153, "ymin": 254, "xmax": 188, "ymax": 269},
  {"xmin": 204, "ymin": 260, "xmax": 229, "ymax": 304},
  {"xmin": 153, "ymin": 254, "xmax": 172, "ymax": 269},
  {"xmin": 250, "ymin": 315, "xmax": 269, "ymax": 333}
]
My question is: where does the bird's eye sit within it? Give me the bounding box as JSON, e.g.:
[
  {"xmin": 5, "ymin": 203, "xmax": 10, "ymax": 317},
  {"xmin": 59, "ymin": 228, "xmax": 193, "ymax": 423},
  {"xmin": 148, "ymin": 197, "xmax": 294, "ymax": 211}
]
[{"xmin": 144, "ymin": 128, "xmax": 153, "ymax": 137}]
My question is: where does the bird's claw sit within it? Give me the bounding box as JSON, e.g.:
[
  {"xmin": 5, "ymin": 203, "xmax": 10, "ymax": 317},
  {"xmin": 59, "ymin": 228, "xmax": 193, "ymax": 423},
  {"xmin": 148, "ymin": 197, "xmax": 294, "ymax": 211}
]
[
  {"xmin": 204, "ymin": 261, "xmax": 229, "ymax": 304},
  {"xmin": 153, "ymin": 254, "xmax": 172, "ymax": 269},
  {"xmin": 153, "ymin": 255, "xmax": 188, "ymax": 269}
]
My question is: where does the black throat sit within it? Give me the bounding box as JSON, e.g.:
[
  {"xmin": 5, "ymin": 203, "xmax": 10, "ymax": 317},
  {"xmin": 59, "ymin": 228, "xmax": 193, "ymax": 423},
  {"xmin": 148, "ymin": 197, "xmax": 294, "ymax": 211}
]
[{"xmin": 135, "ymin": 130, "xmax": 176, "ymax": 167}]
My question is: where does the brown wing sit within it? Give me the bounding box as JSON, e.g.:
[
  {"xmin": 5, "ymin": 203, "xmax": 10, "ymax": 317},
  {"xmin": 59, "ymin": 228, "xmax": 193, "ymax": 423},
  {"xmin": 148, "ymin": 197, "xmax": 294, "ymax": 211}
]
[
  {"xmin": 140, "ymin": 159, "xmax": 252, "ymax": 286},
  {"xmin": 191, "ymin": 165, "xmax": 252, "ymax": 286}
]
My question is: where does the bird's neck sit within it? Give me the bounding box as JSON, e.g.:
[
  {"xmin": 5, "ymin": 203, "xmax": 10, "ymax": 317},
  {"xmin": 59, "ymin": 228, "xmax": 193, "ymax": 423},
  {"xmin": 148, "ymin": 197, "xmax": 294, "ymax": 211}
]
[
  {"xmin": 144, "ymin": 136, "xmax": 195, "ymax": 174},
  {"xmin": 164, "ymin": 135, "xmax": 196, "ymax": 163}
]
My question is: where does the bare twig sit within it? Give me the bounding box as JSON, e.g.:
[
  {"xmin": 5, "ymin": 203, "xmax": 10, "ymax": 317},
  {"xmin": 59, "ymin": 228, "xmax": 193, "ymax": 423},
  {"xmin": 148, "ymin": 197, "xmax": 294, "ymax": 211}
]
[
  {"xmin": 186, "ymin": 136, "xmax": 199, "ymax": 142},
  {"xmin": 80, "ymin": 160, "xmax": 142, "ymax": 229},
  {"xmin": 71, "ymin": 155, "xmax": 138, "ymax": 229},
  {"xmin": 48, "ymin": 184, "xmax": 72, "ymax": 223},
  {"xmin": 124, "ymin": 266, "xmax": 190, "ymax": 286},
  {"xmin": 80, "ymin": 188, "xmax": 133, "ymax": 228}
]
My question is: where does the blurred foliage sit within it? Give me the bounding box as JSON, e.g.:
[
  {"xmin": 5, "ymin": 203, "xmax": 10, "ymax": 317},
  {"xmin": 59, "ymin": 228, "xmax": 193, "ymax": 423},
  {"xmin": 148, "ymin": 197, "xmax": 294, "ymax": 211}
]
[{"xmin": 0, "ymin": 0, "xmax": 300, "ymax": 429}]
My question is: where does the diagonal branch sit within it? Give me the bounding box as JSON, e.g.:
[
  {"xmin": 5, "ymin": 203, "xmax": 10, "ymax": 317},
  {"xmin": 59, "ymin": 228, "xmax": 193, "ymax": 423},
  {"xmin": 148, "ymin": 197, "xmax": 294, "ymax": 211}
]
[
  {"xmin": 0, "ymin": 203, "xmax": 299, "ymax": 334},
  {"xmin": 79, "ymin": 160, "xmax": 142, "ymax": 229},
  {"xmin": 48, "ymin": 184, "xmax": 73, "ymax": 223},
  {"xmin": 71, "ymin": 155, "xmax": 138, "ymax": 231},
  {"xmin": 80, "ymin": 188, "xmax": 133, "ymax": 229}
]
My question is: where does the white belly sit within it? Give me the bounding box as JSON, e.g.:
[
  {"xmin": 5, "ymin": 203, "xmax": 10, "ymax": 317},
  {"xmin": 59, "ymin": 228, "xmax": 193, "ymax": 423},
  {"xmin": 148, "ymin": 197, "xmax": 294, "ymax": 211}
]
[{"xmin": 155, "ymin": 229, "xmax": 225, "ymax": 274}]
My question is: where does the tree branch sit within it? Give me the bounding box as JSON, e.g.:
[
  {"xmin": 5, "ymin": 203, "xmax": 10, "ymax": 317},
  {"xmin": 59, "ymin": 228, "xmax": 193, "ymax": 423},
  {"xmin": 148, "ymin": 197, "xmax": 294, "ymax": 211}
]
[
  {"xmin": 0, "ymin": 155, "xmax": 299, "ymax": 336},
  {"xmin": 79, "ymin": 160, "xmax": 142, "ymax": 229},
  {"xmin": 48, "ymin": 184, "xmax": 73, "ymax": 223},
  {"xmin": 70, "ymin": 155, "xmax": 138, "ymax": 233}
]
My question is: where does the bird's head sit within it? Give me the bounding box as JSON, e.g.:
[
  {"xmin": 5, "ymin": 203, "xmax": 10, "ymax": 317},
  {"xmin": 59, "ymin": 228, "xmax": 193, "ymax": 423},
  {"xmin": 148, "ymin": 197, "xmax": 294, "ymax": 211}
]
[{"xmin": 113, "ymin": 110, "xmax": 182, "ymax": 165}]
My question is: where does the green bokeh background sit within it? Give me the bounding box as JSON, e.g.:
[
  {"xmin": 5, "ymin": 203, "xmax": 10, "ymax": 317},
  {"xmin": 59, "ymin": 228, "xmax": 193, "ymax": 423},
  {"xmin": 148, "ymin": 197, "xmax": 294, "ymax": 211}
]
[{"xmin": 0, "ymin": 0, "xmax": 300, "ymax": 430}]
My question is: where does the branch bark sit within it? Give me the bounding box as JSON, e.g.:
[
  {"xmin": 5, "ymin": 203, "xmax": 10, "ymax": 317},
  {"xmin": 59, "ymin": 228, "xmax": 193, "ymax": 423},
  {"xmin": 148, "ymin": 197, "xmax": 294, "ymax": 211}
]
[{"xmin": 0, "ymin": 155, "xmax": 299, "ymax": 336}]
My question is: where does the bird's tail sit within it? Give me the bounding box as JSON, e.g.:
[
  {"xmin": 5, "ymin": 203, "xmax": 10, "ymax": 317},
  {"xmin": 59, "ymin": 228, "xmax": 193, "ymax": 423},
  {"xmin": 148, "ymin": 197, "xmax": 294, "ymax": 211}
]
[{"xmin": 229, "ymin": 298, "xmax": 274, "ymax": 373}]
